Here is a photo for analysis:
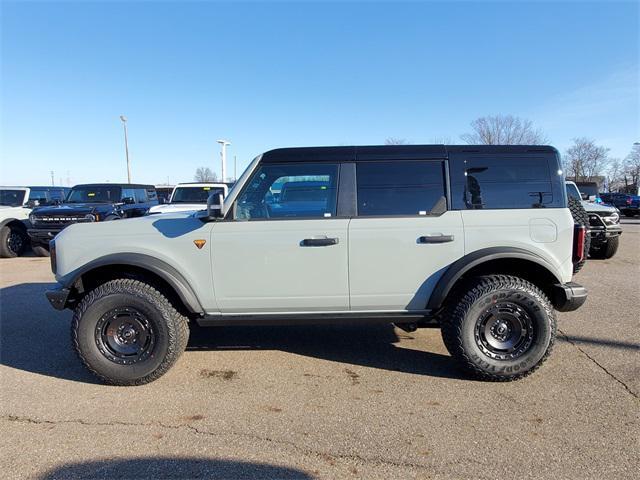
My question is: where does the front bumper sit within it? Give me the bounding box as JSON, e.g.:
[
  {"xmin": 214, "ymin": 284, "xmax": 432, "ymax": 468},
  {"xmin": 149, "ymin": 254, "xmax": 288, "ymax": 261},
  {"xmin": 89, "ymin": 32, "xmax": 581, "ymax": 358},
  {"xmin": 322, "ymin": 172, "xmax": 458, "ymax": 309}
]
[
  {"xmin": 45, "ymin": 285, "xmax": 70, "ymax": 310},
  {"xmin": 552, "ymin": 282, "xmax": 588, "ymax": 312},
  {"xmin": 28, "ymin": 228, "xmax": 63, "ymax": 245}
]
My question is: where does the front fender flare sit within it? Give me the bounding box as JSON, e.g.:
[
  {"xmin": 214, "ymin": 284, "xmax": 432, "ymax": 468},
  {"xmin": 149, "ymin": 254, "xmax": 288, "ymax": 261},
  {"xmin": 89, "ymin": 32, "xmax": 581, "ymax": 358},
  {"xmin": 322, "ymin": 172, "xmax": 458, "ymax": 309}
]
[{"xmin": 58, "ymin": 253, "xmax": 204, "ymax": 314}]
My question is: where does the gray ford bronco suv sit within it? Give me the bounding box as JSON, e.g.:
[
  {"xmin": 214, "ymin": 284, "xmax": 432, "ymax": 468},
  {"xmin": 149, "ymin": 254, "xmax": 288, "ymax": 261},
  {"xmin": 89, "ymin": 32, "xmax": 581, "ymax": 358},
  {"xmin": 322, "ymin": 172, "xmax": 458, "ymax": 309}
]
[{"xmin": 46, "ymin": 145, "xmax": 588, "ymax": 385}]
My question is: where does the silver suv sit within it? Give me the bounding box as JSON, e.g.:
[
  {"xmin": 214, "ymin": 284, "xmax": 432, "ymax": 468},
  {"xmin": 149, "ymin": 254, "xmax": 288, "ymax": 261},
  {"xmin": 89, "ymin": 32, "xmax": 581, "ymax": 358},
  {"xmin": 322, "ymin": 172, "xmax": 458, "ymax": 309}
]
[{"xmin": 46, "ymin": 145, "xmax": 588, "ymax": 385}]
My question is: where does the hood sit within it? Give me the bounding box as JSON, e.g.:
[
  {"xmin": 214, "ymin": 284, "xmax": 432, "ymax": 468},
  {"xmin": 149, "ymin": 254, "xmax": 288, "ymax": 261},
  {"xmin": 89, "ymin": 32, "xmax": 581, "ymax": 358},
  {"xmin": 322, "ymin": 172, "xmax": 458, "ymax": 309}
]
[
  {"xmin": 32, "ymin": 203, "xmax": 109, "ymax": 216},
  {"xmin": 582, "ymin": 201, "xmax": 617, "ymax": 215},
  {"xmin": 148, "ymin": 203, "xmax": 206, "ymax": 214}
]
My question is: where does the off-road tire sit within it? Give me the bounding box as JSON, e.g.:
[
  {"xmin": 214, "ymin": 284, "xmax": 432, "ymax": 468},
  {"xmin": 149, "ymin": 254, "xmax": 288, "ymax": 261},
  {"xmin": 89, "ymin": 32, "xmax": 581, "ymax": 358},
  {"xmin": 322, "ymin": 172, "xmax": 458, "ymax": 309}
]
[
  {"xmin": 0, "ymin": 224, "xmax": 27, "ymax": 258},
  {"xmin": 71, "ymin": 279, "xmax": 190, "ymax": 386},
  {"xmin": 590, "ymin": 236, "xmax": 619, "ymax": 260},
  {"xmin": 568, "ymin": 197, "xmax": 590, "ymax": 274},
  {"xmin": 440, "ymin": 275, "xmax": 556, "ymax": 382},
  {"xmin": 31, "ymin": 243, "xmax": 50, "ymax": 257}
]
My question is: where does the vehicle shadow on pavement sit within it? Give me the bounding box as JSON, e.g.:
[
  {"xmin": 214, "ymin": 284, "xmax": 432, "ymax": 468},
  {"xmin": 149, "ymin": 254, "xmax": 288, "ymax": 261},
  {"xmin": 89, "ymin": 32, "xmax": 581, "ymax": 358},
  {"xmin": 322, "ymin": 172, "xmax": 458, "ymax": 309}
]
[
  {"xmin": 0, "ymin": 282, "xmax": 100, "ymax": 384},
  {"xmin": 187, "ymin": 323, "xmax": 466, "ymax": 380},
  {"xmin": 38, "ymin": 457, "xmax": 313, "ymax": 479}
]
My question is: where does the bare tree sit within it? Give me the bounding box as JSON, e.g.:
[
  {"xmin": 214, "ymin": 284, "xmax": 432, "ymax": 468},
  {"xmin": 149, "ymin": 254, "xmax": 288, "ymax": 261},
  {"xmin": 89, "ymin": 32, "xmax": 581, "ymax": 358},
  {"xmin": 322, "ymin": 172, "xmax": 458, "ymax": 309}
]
[
  {"xmin": 194, "ymin": 167, "xmax": 217, "ymax": 182},
  {"xmin": 563, "ymin": 138, "xmax": 610, "ymax": 182},
  {"xmin": 385, "ymin": 137, "xmax": 409, "ymax": 145},
  {"xmin": 623, "ymin": 143, "xmax": 640, "ymax": 189},
  {"xmin": 605, "ymin": 158, "xmax": 624, "ymax": 192},
  {"xmin": 431, "ymin": 136, "xmax": 454, "ymax": 145},
  {"xmin": 461, "ymin": 115, "xmax": 548, "ymax": 145}
]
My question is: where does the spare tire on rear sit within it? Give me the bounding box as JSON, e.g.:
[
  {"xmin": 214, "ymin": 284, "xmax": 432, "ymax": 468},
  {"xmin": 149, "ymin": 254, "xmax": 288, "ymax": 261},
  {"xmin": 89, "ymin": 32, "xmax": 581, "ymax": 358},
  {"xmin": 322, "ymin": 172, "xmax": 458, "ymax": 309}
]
[{"xmin": 568, "ymin": 197, "xmax": 590, "ymax": 274}]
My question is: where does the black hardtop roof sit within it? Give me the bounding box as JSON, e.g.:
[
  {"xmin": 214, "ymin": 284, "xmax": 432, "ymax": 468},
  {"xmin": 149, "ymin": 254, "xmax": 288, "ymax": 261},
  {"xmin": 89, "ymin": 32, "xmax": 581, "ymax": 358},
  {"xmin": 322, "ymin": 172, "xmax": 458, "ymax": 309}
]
[
  {"xmin": 261, "ymin": 145, "xmax": 558, "ymax": 163},
  {"xmin": 71, "ymin": 183, "xmax": 155, "ymax": 189},
  {"xmin": 27, "ymin": 186, "xmax": 71, "ymax": 189}
]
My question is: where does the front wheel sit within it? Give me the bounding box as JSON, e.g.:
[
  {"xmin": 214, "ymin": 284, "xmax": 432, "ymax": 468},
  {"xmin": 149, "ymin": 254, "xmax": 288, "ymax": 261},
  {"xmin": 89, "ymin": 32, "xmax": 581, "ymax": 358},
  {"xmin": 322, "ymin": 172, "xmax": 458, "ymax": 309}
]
[
  {"xmin": 590, "ymin": 236, "xmax": 619, "ymax": 259},
  {"xmin": 72, "ymin": 279, "xmax": 190, "ymax": 385},
  {"xmin": 0, "ymin": 225, "xmax": 27, "ymax": 258},
  {"xmin": 441, "ymin": 275, "xmax": 556, "ymax": 381}
]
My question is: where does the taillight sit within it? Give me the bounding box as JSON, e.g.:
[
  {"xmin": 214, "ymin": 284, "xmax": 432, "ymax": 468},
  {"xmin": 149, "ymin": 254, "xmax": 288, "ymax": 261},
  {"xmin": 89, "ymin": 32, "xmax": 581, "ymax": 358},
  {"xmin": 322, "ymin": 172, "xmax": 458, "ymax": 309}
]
[
  {"xmin": 49, "ymin": 240, "xmax": 57, "ymax": 274},
  {"xmin": 573, "ymin": 224, "xmax": 586, "ymax": 264}
]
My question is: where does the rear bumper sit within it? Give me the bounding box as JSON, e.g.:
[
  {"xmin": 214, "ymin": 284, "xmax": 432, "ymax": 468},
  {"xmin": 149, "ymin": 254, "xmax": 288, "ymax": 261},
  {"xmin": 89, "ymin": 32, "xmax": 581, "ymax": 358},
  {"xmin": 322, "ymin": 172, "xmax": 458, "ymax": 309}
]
[
  {"xmin": 552, "ymin": 282, "xmax": 588, "ymax": 312},
  {"xmin": 45, "ymin": 285, "xmax": 70, "ymax": 310}
]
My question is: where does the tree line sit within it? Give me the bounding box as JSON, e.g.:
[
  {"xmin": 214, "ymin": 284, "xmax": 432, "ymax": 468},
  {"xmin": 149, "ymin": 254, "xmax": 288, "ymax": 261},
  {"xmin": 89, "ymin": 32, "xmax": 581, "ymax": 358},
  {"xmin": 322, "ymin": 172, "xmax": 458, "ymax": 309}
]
[{"xmin": 385, "ymin": 114, "xmax": 639, "ymax": 193}]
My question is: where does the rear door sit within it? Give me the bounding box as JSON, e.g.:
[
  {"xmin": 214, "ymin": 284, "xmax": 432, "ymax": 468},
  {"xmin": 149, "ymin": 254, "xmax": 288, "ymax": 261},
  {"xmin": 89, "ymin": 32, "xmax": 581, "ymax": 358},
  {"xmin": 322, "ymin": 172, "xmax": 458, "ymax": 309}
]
[
  {"xmin": 211, "ymin": 161, "xmax": 350, "ymax": 313},
  {"xmin": 348, "ymin": 160, "xmax": 464, "ymax": 311}
]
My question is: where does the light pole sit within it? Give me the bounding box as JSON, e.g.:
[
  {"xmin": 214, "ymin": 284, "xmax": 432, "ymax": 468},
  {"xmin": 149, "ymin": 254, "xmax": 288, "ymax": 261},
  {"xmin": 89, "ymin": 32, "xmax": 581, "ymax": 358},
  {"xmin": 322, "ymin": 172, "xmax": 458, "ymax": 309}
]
[
  {"xmin": 217, "ymin": 139, "xmax": 231, "ymax": 182},
  {"xmin": 120, "ymin": 115, "xmax": 131, "ymax": 183}
]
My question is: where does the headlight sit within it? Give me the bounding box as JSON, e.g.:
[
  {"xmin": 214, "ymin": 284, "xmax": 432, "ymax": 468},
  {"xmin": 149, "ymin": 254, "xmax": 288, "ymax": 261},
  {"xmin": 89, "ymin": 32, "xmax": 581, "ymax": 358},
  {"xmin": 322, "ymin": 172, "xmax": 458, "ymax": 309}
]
[
  {"xmin": 603, "ymin": 212, "xmax": 619, "ymax": 224},
  {"xmin": 29, "ymin": 213, "xmax": 35, "ymax": 223},
  {"xmin": 84, "ymin": 214, "xmax": 96, "ymax": 222}
]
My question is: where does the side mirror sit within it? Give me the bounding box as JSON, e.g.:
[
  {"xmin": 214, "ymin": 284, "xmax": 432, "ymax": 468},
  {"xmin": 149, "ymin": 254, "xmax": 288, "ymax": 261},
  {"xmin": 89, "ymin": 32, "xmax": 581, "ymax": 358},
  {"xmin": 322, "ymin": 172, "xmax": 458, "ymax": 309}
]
[
  {"xmin": 26, "ymin": 199, "xmax": 40, "ymax": 208},
  {"xmin": 122, "ymin": 197, "xmax": 135, "ymax": 205},
  {"xmin": 206, "ymin": 192, "xmax": 224, "ymax": 219}
]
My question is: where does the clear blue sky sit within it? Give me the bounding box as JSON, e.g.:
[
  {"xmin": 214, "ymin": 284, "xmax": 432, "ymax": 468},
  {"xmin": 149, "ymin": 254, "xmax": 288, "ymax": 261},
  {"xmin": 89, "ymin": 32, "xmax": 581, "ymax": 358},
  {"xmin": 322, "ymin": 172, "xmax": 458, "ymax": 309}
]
[{"xmin": 1, "ymin": 0, "xmax": 638, "ymax": 186}]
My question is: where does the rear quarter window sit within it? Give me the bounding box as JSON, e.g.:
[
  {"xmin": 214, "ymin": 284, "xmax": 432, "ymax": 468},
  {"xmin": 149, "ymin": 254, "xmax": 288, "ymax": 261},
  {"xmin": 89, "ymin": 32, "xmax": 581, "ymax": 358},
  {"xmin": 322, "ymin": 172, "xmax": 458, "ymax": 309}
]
[{"xmin": 449, "ymin": 154, "xmax": 560, "ymax": 209}]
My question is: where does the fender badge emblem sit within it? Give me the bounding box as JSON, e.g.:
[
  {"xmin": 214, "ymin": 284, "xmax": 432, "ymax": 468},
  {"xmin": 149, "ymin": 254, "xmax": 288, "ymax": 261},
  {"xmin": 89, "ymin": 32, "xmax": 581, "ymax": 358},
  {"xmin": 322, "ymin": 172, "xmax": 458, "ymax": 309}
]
[{"xmin": 193, "ymin": 239, "xmax": 206, "ymax": 249}]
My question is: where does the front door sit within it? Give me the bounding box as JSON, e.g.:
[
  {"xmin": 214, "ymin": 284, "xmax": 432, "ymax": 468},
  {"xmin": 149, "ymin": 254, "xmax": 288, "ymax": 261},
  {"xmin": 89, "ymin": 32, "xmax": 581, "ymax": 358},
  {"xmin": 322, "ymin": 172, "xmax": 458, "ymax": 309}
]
[{"xmin": 211, "ymin": 162, "xmax": 349, "ymax": 313}]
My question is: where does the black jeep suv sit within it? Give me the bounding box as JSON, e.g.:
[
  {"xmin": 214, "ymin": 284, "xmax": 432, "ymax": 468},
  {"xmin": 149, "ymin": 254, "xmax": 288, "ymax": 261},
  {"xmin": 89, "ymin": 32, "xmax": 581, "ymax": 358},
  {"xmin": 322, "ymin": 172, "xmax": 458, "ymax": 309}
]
[{"xmin": 28, "ymin": 183, "xmax": 158, "ymax": 256}]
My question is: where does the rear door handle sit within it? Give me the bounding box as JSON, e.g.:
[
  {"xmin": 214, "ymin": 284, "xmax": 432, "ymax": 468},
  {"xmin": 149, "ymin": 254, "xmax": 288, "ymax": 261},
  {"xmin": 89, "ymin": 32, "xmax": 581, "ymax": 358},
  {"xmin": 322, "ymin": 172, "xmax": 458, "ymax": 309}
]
[
  {"xmin": 418, "ymin": 234, "xmax": 455, "ymax": 244},
  {"xmin": 301, "ymin": 237, "xmax": 339, "ymax": 247}
]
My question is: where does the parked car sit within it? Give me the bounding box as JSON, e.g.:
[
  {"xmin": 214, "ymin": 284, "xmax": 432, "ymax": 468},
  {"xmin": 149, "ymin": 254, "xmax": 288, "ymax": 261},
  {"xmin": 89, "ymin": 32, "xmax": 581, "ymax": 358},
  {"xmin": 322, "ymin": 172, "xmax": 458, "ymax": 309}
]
[
  {"xmin": 154, "ymin": 185, "xmax": 175, "ymax": 204},
  {"xmin": 148, "ymin": 183, "xmax": 228, "ymax": 215},
  {"xmin": 599, "ymin": 192, "xmax": 640, "ymax": 217},
  {"xmin": 566, "ymin": 181, "xmax": 622, "ymax": 259},
  {"xmin": 28, "ymin": 183, "xmax": 158, "ymax": 256},
  {"xmin": 46, "ymin": 145, "xmax": 588, "ymax": 385},
  {"xmin": 0, "ymin": 186, "xmax": 70, "ymax": 258}
]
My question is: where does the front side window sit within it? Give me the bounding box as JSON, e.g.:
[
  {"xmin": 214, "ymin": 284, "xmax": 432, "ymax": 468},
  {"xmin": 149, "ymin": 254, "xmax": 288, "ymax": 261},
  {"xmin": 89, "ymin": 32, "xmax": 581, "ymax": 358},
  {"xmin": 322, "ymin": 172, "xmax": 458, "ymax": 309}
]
[
  {"xmin": 235, "ymin": 163, "xmax": 339, "ymax": 220},
  {"xmin": 356, "ymin": 161, "xmax": 446, "ymax": 216}
]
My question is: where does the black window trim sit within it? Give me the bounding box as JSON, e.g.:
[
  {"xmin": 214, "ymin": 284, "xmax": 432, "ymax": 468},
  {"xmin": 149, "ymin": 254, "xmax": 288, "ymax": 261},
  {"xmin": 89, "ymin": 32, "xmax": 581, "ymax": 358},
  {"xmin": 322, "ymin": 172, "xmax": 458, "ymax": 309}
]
[
  {"xmin": 226, "ymin": 161, "xmax": 347, "ymax": 222},
  {"xmin": 353, "ymin": 159, "xmax": 450, "ymax": 219}
]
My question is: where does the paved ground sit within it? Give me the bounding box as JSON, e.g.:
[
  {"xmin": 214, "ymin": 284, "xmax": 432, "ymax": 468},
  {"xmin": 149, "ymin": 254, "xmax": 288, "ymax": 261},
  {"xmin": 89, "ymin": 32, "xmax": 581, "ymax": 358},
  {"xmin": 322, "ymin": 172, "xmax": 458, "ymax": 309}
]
[{"xmin": 1, "ymin": 223, "xmax": 638, "ymax": 480}]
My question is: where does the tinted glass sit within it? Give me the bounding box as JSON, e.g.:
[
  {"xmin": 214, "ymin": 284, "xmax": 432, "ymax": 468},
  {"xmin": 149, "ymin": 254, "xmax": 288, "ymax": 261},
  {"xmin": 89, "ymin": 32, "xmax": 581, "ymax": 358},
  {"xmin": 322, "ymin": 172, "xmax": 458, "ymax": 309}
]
[
  {"xmin": 0, "ymin": 190, "xmax": 26, "ymax": 206},
  {"xmin": 29, "ymin": 190, "xmax": 49, "ymax": 203},
  {"xmin": 172, "ymin": 186, "xmax": 225, "ymax": 203},
  {"xmin": 451, "ymin": 156, "xmax": 553, "ymax": 209},
  {"xmin": 49, "ymin": 189, "xmax": 67, "ymax": 201},
  {"xmin": 67, "ymin": 186, "xmax": 121, "ymax": 203},
  {"xmin": 235, "ymin": 163, "xmax": 339, "ymax": 220},
  {"xmin": 566, "ymin": 183, "xmax": 582, "ymax": 201},
  {"xmin": 134, "ymin": 189, "xmax": 148, "ymax": 203},
  {"xmin": 356, "ymin": 161, "xmax": 445, "ymax": 216},
  {"xmin": 146, "ymin": 189, "xmax": 158, "ymax": 201}
]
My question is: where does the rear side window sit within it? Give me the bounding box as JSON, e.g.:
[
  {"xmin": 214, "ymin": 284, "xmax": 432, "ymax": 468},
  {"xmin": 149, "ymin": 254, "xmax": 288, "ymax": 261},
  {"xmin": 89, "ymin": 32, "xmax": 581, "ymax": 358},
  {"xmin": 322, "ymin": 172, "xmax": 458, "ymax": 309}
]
[
  {"xmin": 451, "ymin": 155, "xmax": 554, "ymax": 209},
  {"xmin": 134, "ymin": 189, "xmax": 148, "ymax": 203},
  {"xmin": 356, "ymin": 161, "xmax": 446, "ymax": 216}
]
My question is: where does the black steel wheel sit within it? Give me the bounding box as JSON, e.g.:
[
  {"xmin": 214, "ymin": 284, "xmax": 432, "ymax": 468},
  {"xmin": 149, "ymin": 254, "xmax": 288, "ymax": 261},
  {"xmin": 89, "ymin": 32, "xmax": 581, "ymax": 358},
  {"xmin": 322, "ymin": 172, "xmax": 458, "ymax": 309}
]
[
  {"xmin": 0, "ymin": 224, "xmax": 27, "ymax": 258},
  {"xmin": 95, "ymin": 307, "xmax": 157, "ymax": 365},
  {"xmin": 72, "ymin": 278, "xmax": 190, "ymax": 386},
  {"xmin": 441, "ymin": 275, "xmax": 556, "ymax": 381}
]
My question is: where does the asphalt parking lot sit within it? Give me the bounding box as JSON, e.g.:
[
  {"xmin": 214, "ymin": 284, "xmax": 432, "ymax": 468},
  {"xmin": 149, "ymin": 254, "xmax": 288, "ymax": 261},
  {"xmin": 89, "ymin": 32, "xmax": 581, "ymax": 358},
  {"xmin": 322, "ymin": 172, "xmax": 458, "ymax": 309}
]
[{"xmin": 1, "ymin": 221, "xmax": 638, "ymax": 480}]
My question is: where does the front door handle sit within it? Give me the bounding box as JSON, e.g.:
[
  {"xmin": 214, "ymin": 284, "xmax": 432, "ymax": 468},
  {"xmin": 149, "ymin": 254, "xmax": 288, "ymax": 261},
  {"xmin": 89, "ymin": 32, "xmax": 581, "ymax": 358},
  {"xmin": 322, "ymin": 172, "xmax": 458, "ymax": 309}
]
[
  {"xmin": 418, "ymin": 234, "xmax": 455, "ymax": 244},
  {"xmin": 301, "ymin": 237, "xmax": 339, "ymax": 247}
]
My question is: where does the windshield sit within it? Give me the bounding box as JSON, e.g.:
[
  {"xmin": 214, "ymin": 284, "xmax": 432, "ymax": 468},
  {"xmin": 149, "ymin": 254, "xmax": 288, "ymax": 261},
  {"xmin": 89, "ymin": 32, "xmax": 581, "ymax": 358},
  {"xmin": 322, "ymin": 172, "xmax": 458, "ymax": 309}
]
[
  {"xmin": 0, "ymin": 189, "xmax": 27, "ymax": 206},
  {"xmin": 171, "ymin": 186, "xmax": 225, "ymax": 203},
  {"xmin": 566, "ymin": 183, "xmax": 582, "ymax": 202},
  {"xmin": 578, "ymin": 184, "xmax": 599, "ymax": 197},
  {"xmin": 66, "ymin": 186, "xmax": 121, "ymax": 203}
]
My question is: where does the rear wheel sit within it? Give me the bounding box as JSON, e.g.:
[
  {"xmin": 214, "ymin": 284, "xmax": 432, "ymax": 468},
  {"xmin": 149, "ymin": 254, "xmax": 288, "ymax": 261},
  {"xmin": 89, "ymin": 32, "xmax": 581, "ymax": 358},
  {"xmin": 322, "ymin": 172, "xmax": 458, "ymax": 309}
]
[
  {"xmin": 590, "ymin": 236, "xmax": 619, "ymax": 259},
  {"xmin": 441, "ymin": 275, "xmax": 556, "ymax": 381},
  {"xmin": 0, "ymin": 224, "xmax": 27, "ymax": 258},
  {"xmin": 568, "ymin": 197, "xmax": 590, "ymax": 274},
  {"xmin": 72, "ymin": 279, "xmax": 190, "ymax": 385}
]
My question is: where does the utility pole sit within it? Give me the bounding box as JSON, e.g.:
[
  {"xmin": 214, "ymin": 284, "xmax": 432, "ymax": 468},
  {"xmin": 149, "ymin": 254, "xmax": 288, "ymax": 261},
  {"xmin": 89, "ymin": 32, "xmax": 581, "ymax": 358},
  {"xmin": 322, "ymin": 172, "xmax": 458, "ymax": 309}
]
[
  {"xmin": 120, "ymin": 115, "xmax": 132, "ymax": 183},
  {"xmin": 217, "ymin": 139, "xmax": 231, "ymax": 182},
  {"xmin": 50, "ymin": 171, "xmax": 54, "ymax": 186}
]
